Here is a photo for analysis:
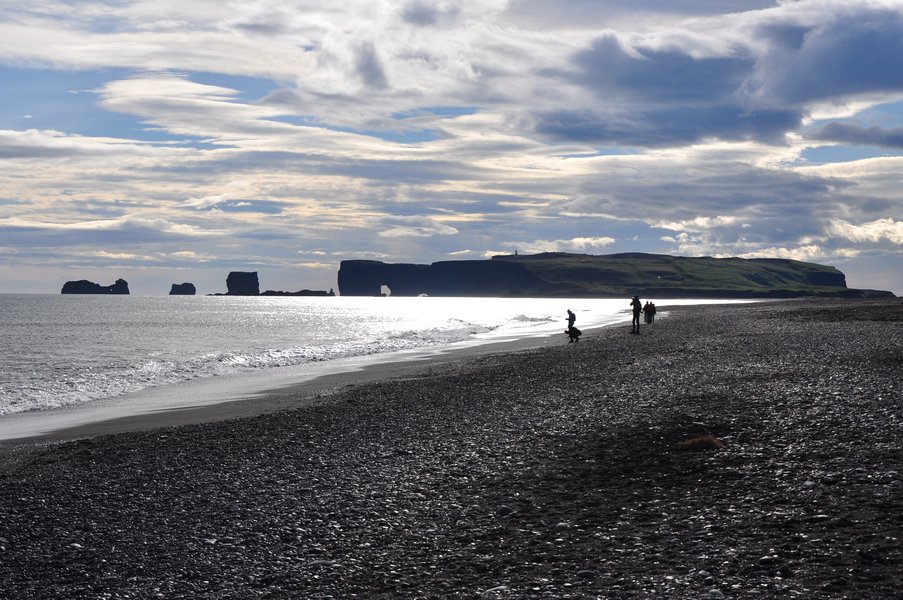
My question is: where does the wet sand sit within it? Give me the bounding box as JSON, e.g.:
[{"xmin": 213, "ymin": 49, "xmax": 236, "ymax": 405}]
[{"xmin": 0, "ymin": 299, "xmax": 901, "ymax": 599}]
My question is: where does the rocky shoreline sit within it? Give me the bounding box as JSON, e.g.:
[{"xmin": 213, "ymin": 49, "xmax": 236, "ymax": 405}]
[{"xmin": 1, "ymin": 300, "xmax": 901, "ymax": 599}]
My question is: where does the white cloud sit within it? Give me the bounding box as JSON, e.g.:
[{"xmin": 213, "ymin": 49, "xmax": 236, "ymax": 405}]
[
  {"xmin": 828, "ymin": 218, "xmax": 903, "ymax": 245},
  {"xmin": 0, "ymin": 215, "xmax": 224, "ymax": 237},
  {"xmin": 293, "ymin": 261, "xmax": 336, "ymax": 269},
  {"xmin": 89, "ymin": 250, "xmax": 152, "ymax": 261},
  {"xmin": 653, "ymin": 215, "xmax": 740, "ymax": 232},
  {"xmin": 0, "ymin": 15, "xmax": 314, "ymax": 80},
  {"xmin": 377, "ymin": 216, "xmax": 459, "ymax": 238},
  {"xmin": 185, "ymin": 193, "xmax": 235, "ymax": 210},
  {"xmin": 731, "ymin": 245, "xmax": 827, "ymax": 261},
  {"xmin": 169, "ymin": 250, "xmax": 215, "ymax": 261},
  {"xmin": 503, "ymin": 236, "xmax": 616, "ymax": 254},
  {"xmin": 0, "ymin": 128, "xmax": 171, "ymax": 159}
]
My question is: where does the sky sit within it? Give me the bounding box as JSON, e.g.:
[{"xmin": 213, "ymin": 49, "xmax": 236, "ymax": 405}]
[{"xmin": 1, "ymin": 0, "xmax": 902, "ymax": 296}]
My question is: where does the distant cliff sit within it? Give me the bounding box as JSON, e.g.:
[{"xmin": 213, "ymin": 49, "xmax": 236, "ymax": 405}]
[
  {"xmin": 61, "ymin": 279, "xmax": 130, "ymax": 295},
  {"xmin": 338, "ymin": 253, "xmax": 895, "ymax": 299}
]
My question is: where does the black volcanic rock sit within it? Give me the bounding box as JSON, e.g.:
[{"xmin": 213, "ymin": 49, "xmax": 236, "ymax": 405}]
[
  {"xmin": 169, "ymin": 283, "xmax": 196, "ymax": 296},
  {"xmin": 260, "ymin": 288, "xmax": 336, "ymax": 297},
  {"xmin": 61, "ymin": 279, "xmax": 130, "ymax": 295},
  {"xmin": 338, "ymin": 260, "xmax": 546, "ymax": 297},
  {"xmin": 338, "ymin": 253, "xmax": 895, "ymax": 299},
  {"xmin": 226, "ymin": 272, "xmax": 260, "ymax": 296}
]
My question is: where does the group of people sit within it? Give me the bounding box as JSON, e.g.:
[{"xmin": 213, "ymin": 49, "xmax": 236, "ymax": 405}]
[
  {"xmin": 643, "ymin": 301, "xmax": 657, "ymax": 323},
  {"xmin": 566, "ymin": 295, "xmax": 657, "ymax": 342},
  {"xmin": 629, "ymin": 296, "xmax": 657, "ymax": 334}
]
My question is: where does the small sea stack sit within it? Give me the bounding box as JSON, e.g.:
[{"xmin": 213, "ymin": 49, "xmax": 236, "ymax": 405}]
[
  {"xmin": 61, "ymin": 279, "xmax": 130, "ymax": 294},
  {"xmin": 169, "ymin": 283, "xmax": 197, "ymax": 296}
]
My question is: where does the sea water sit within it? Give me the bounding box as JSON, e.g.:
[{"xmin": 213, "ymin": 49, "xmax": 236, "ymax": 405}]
[
  {"xmin": 0, "ymin": 295, "xmax": 613, "ymax": 416},
  {"xmin": 0, "ymin": 294, "xmax": 742, "ymax": 428}
]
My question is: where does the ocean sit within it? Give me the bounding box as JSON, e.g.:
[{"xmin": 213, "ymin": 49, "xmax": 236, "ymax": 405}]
[{"xmin": 0, "ymin": 294, "xmax": 738, "ymax": 438}]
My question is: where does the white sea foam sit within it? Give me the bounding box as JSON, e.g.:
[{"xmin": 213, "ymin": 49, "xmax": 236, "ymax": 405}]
[{"xmin": 0, "ymin": 295, "xmax": 748, "ymax": 417}]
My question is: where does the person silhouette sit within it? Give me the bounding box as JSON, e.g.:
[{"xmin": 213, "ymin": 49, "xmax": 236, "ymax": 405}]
[
  {"xmin": 630, "ymin": 295, "xmax": 642, "ymax": 334},
  {"xmin": 565, "ymin": 325, "xmax": 581, "ymax": 342},
  {"xmin": 565, "ymin": 309, "xmax": 580, "ymax": 342}
]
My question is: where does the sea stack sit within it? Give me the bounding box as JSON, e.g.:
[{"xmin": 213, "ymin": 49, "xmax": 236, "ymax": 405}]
[
  {"xmin": 61, "ymin": 279, "xmax": 130, "ymax": 294},
  {"xmin": 226, "ymin": 272, "xmax": 260, "ymax": 296},
  {"xmin": 169, "ymin": 283, "xmax": 197, "ymax": 296}
]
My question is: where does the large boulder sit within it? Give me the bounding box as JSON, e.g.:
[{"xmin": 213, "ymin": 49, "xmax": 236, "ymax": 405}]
[
  {"xmin": 226, "ymin": 272, "xmax": 260, "ymax": 295},
  {"xmin": 61, "ymin": 279, "xmax": 130, "ymax": 294},
  {"xmin": 169, "ymin": 282, "xmax": 197, "ymax": 295}
]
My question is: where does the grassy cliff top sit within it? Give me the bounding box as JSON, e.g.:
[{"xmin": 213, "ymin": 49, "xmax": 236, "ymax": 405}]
[{"xmin": 488, "ymin": 252, "xmax": 867, "ymax": 297}]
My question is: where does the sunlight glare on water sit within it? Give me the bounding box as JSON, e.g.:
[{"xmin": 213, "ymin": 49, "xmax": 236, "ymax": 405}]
[{"xmin": 0, "ymin": 294, "xmax": 742, "ymax": 417}]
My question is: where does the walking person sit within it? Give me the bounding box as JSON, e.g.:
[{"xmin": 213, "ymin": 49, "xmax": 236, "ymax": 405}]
[{"xmin": 630, "ymin": 295, "xmax": 642, "ymax": 334}]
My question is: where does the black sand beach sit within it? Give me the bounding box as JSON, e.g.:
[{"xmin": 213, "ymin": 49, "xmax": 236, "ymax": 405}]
[{"xmin": 1, "ymin": 300, "xmax": 901, "ymax": 599}]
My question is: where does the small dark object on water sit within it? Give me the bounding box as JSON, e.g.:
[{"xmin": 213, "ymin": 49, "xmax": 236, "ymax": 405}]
[{"xmin": 676, "ymin": 433, "xmax": 725, "ymax": 451}]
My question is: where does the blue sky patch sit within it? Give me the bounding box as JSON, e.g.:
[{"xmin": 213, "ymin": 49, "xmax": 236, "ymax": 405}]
[
  {"xmin": 206, "ymin": 200, "xmax": 286, "ymax": 214},
  {"xmin": 801, "ymin": 145, "xmax": 897, "ymax": 164}
]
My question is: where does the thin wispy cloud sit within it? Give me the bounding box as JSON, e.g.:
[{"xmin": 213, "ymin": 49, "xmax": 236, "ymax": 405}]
[{"xmin": 0, "ymin": 0, "xmax": 901, "ymax": 294}]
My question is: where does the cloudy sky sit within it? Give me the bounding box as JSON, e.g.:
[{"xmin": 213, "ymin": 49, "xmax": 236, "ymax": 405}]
[{"xmin": 1, "ymin": 0, "xmax": 902, "ymax": 295}]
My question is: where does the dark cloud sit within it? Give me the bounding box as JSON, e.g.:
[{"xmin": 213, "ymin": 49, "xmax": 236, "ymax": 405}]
[
  {"xmin": 535, "ymin": 33, "xmax": 801, "ymax": 146},
  {"xmin": 573, "ymin": 34, "xmax": 752, "ymax": 104},
  {"xmin": 811, "ymin": 122, "xmax": 903, "ymax": 149},
  {"xmin": 752, "ymin": 9, "xmax": 903, "ymax": 105},
  {"xmin": 534, "ymin": 105, "xmax": 799, "ymax": 147},
  {"xmin": 560, "ymin": 166, "xmax": 853, "ymax": 245},
  {"xmin": 356, "ymin": 42, "xmax": 388, "ymax": 89},
  {"xmin": 530, "ymin": 7, "xmax": 903, "ymax": 147}
]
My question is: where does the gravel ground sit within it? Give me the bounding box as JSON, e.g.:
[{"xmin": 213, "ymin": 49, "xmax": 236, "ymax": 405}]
[{"xmin": 0, "ymin": 299, "xmax": 901, "ymax": 599}]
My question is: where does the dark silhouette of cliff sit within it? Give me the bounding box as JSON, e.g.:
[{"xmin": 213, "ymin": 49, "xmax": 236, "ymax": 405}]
[
  {"xmin": 169, "ymin": 283, "xmax": 196, "ymax": 296},
  {"xmin": 337, "ymin": 253, "xmax": 895, "ymax": 298},
  {"xmin": 338, "ymin": 260, "xmax": 548, "ymax": 297},
  {"xmin": 61, "ymin": 279, "xmax": 130, "ymax": 295},
  {"xmin": 225, "ymin": 272, "xmax": 260, "ymax": 296}
]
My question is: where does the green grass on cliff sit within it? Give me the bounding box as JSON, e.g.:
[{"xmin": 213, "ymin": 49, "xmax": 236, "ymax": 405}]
[{"xmin": 491, "ymin": 252, "xmax": 849, "ymax": 296}]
